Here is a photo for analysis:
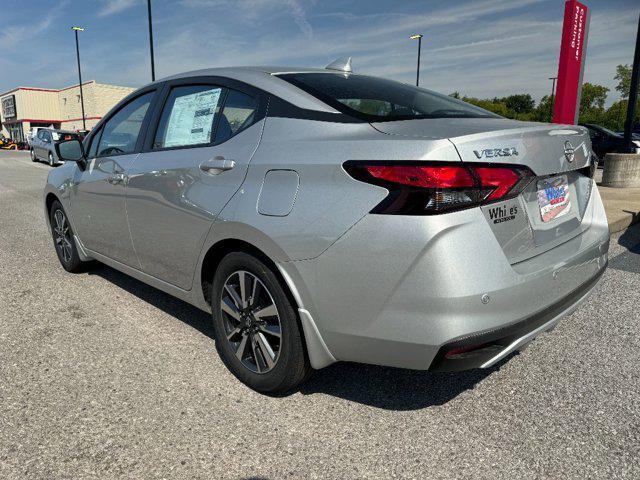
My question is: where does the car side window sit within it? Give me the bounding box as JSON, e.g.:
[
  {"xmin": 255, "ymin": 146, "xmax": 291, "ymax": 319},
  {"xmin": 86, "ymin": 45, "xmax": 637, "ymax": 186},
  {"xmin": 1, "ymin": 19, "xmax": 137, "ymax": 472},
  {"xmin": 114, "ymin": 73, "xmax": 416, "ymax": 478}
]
[
  {"xmin": 153, "ymin": 85, "xmax": 224, "ymax": 150},
  {"xmin": 97, "ymin": 92, "xmax": 154, "ymax": 157},
  {"xmin": 87, "ymin": 129, "xmax": 102, "ymax": 158},
  {"xmin": 214, "ymin": 89, "xmax": 259, "ymax": 144}
]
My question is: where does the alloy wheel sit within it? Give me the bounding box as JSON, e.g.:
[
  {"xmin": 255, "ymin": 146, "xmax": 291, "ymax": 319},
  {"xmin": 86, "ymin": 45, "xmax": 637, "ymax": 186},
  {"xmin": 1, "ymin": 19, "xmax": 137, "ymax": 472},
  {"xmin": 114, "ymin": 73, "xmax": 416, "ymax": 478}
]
[
  {"xmin": 53, "ymin": 209, "xmax": 73, "ymax": 263},
  {"xmin": 220, "ymin": 270, "xmax": 282, "ymax": 374}
]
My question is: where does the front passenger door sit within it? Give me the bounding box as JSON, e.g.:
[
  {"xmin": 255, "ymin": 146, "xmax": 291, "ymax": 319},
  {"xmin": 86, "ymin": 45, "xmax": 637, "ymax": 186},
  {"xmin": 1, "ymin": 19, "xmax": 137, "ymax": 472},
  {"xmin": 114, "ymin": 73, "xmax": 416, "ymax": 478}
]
[{"xmin": 71, "ymin": 90, "xmax": 156, "ymax": 267}]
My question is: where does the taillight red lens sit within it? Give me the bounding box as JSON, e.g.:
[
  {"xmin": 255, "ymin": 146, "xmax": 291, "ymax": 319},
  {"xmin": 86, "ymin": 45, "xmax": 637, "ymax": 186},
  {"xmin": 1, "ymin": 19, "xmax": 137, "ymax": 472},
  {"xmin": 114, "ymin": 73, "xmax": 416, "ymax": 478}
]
[
  {"xmin": 474, "ymin": 167, "xmax": 520, "ymax": 200},
  {"xmin": 344, "ymin": 161, "xmax": 533, "ymax": 215},
  {"xmin": 366, "ymin": 165, "xmax": 475, "ymax": 189}
]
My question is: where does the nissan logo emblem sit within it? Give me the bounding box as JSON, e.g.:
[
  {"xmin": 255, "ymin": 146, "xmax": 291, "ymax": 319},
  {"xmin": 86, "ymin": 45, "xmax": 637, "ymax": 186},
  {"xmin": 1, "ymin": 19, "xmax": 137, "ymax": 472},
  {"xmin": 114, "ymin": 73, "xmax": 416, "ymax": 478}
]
[{"xmin": 564, "ymin": 141, "xmax": 575, "ymax": 162}]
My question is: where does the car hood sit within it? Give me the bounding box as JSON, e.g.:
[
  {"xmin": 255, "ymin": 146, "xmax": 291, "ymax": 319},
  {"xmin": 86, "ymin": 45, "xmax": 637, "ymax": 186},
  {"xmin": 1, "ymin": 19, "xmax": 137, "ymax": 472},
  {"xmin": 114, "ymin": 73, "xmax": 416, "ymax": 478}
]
[{"xmin": 371, "ymin": 118, "xmax": 591, "ymax": 176}]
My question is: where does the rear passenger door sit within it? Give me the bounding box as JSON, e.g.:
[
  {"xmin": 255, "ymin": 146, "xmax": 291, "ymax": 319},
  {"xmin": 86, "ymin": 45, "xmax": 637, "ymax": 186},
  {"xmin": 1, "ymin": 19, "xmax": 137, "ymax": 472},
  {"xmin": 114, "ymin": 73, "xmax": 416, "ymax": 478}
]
[{"xmin": 126, "ymin": 77, "xmax": 266, "ymax": 289}]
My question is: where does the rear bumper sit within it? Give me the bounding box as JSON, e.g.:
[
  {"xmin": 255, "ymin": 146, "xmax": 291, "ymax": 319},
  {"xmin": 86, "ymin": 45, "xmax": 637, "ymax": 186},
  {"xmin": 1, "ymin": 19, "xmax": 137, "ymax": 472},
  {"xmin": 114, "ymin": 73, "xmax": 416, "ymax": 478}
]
[
  {"xmin": 428, "ymin": 264, "xmax": 605, "ymax": 372},
  {"xmin": 285, "ymin": 181, "xmax": 610, "ymax": 371}
]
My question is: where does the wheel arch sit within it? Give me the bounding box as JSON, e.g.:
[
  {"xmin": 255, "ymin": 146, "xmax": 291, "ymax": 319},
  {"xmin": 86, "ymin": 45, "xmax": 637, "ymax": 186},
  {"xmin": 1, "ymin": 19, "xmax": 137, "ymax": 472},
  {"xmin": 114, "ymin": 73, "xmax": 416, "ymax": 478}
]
[
  {"xmin": 45, "ymin": 192, "xmax": 59, "ymax": 215},
  {"xmin": 200, "ymin": 238, "xmax": 288, "ymax": 307},
  {"xmin": 199, "ymin": 236, "xmax": 336, "ymax": 369}
]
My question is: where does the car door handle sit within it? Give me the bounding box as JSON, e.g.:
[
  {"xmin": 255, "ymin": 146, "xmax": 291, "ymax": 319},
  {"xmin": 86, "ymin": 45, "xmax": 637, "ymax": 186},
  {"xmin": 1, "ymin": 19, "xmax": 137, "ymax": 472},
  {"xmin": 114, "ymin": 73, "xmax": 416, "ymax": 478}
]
[
  {"xmin": 199, "ymin": 156, "xmax": 235, "ymax": 175},
  {"xmin": 107, "ymin": 172, "xmax": 125, "ymax": 184}
]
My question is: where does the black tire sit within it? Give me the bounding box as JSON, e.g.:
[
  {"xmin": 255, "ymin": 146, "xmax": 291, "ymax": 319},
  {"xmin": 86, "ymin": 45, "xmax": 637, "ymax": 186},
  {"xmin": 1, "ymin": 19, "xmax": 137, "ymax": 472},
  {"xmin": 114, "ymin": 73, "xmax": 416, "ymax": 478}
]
[
  {"xmin": 49, "ymin": 200, "xmax": 90, "ymax": 273},
  {"xmin": 211, "ymin": 252, "xmax": 310, "ymax": 394},
  {"xmin": 48, "ymin": 152, "xmax": 55, "ymax": 167},
  {"xmin": 30, "ymin": 149, "xmax": 37, "ymax": 162}
]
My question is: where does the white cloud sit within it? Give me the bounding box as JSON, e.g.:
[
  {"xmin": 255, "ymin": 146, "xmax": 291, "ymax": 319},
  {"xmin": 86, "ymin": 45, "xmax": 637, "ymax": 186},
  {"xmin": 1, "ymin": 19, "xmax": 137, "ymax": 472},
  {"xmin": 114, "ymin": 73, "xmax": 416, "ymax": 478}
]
[
  {"xmin": 180, "ymin": 0, "xmax": 313, "ymax": 36},
  {"xmin": 0, "ymin": 17, "xmax": 53, "ymax": 48},
  {"xmin": 98, "ymin": 0, "xmax": 142, "ymax": 17},
  {"xmin": 284, "ymin": 0, "xmax": 313, "ymax": 38}
]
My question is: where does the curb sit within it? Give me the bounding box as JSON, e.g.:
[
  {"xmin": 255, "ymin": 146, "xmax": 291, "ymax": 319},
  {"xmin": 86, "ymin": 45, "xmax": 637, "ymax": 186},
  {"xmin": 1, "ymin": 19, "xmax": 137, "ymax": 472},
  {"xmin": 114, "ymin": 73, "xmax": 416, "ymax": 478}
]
[{"xmin": 608, "ymin": 211, "xmax": 640, "ymax": 234}]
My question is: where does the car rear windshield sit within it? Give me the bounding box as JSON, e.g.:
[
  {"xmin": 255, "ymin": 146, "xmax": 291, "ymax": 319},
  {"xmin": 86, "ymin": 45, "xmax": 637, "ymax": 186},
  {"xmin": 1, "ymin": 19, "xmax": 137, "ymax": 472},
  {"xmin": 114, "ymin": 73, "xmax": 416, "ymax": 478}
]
[
  {"xmin": 52, "ymin": 132, "xmax": 79, "ymax": 141},
  {"xmin": 277, "ymin": 72, "xmax": 498, "ymax": 122}
]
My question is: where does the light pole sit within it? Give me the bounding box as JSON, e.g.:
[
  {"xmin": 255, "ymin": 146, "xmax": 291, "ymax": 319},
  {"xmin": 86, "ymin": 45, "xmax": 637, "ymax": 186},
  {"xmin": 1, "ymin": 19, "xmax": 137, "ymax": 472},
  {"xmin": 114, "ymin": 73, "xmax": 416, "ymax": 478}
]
[
  {"xmin": 622, "ymin": 13, "xmax": 640, "ymax": 152},
  {"xmin": 548, "ymin": 76, "xmax": 558, "ymax": 122},
  {"xmin": 71, "ymin": 26, "xmax": 86, "ymax": 131},
  {"xmin": 147, "ymin": 0, "xmax": 156, "ymax": 81},
  {"xmin": 410, "ymin": 34, "xmax": 423, "ymax": 86}
]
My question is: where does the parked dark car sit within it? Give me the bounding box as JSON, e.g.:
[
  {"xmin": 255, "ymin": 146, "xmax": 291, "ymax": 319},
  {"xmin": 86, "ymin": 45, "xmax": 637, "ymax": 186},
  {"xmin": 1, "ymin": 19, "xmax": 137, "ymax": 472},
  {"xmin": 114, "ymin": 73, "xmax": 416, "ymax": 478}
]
[
  {"xmin": 580, "ymin": 123, "xmax": 640, "ymax": 161},
  {"xmin": 616, "ymin": 131, "xmax": 640, "ymax": 141}
]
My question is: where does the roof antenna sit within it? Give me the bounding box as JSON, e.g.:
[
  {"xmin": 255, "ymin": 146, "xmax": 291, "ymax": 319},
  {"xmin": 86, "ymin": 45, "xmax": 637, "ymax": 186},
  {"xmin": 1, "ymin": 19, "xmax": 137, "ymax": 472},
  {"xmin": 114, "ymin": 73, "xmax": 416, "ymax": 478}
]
[{"xmin": 325, "ymin": 57, "xmax": 352, "ymax": 73}]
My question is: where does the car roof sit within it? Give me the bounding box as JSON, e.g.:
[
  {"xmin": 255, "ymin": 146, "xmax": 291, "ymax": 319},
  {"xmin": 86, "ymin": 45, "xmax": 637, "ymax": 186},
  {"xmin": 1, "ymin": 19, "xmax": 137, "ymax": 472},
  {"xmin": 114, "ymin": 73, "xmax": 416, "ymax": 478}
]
[{"xmin": 153, "ymin": 66, "xmax": 344, "ymax": 113}]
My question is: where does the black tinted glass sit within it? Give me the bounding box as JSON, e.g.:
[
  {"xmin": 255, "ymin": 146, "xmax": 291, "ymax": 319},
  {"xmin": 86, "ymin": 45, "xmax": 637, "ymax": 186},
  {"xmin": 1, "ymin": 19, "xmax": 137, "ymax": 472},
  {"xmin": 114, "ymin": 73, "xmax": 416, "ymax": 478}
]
[
  {"xmin": 215, "ymin": 89, "xmax": 259, "ymax": 144},
  {"xmin": 278, "ymin": 73, "xmax": 498, "ymax": 121}
]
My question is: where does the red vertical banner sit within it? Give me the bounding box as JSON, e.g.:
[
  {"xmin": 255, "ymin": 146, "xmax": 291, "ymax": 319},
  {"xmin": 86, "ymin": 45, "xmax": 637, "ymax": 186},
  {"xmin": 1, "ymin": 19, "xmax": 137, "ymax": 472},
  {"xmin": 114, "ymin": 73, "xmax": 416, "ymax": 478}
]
[{"xmin": 553, "ymin": 0, "xmax": 590, "ymax": 124}]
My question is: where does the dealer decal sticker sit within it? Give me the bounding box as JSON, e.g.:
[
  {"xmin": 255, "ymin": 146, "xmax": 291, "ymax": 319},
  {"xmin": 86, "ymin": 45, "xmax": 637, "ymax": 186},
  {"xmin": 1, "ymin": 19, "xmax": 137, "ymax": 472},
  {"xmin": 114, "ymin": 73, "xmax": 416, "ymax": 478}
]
[{"xmin": 488, "ymin": 204, "xmax": 519, "ymax": 224}]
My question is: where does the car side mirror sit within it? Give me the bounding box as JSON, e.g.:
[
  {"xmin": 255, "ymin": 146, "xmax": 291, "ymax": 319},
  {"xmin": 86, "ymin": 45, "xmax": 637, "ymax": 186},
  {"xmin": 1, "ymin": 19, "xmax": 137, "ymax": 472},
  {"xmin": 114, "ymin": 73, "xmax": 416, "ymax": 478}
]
[{"xmin": 56, "ymin": 139, "xmax": 86, "ymax": 168}]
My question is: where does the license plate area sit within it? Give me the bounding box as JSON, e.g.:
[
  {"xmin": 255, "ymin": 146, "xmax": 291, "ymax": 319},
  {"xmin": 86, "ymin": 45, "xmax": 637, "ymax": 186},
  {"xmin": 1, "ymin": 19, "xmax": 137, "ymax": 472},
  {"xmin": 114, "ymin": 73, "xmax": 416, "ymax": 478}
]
[{"xmin": 537, "ymin": 175, "xmax": 571, "ymax": 223}]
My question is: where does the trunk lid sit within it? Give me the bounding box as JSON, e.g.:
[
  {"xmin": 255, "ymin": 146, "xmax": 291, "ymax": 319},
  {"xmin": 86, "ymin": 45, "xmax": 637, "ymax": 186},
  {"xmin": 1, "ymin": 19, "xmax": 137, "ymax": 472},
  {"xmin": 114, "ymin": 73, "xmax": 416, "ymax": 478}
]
[
  {"xmin": 371, "ymin": 118, "xmax": 591, "ymax": 175},
  {"xmin": 371, "ymin": 118, "xmax": 595, "ymax": 264}
]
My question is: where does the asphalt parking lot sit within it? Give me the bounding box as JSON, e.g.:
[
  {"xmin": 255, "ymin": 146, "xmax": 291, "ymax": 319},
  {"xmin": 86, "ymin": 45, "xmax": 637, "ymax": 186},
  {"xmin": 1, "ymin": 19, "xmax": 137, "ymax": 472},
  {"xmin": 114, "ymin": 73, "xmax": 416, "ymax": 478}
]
[{"xmin": 1, "ymin": 150, "xmax": 639, "ymax": 479}]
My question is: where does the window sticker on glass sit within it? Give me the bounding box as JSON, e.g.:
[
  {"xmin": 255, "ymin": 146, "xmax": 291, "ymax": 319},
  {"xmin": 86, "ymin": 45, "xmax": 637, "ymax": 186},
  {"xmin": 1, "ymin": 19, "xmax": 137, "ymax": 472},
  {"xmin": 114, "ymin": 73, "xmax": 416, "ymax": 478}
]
[{"xmin": 164, "ymin": 88, "xmax": 221, "ymax": 147}]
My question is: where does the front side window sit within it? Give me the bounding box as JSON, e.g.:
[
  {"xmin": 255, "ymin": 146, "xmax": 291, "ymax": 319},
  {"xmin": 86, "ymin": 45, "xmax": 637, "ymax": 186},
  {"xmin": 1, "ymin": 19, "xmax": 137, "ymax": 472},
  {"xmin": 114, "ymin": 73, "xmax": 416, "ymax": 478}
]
[
  {"xmin": 98, "ymin": 92, "xmax": 154, "ymax": 156},
  {"xmin": 87, "ymin": 128, "xmax": 102, "ymax": 158},
  {"xmin": 153, "ymin": 85, "xmax": 224, "ymax": 149},
  {"xmin": 278, "ymin": 73, "xmax": 498, "ymax": 122},
  {"xmin": 214, "ymin": 89, "xmax": 259, "ymax": 144}
]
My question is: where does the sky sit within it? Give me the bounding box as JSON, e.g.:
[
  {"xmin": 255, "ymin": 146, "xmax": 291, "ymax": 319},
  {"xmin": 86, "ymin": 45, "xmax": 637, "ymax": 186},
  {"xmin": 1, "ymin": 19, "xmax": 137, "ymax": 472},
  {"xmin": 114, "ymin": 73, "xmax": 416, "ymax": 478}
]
[{"xmin": 0, "ymin": 0, "xmax": 638, "ymax": 106}]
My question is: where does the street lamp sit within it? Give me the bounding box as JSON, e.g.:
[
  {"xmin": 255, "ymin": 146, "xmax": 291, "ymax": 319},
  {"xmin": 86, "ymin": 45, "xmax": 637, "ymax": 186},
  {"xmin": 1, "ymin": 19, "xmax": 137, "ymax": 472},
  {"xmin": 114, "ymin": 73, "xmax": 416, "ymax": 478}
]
[
  {"xmin": 71, "ymin": 26, "xmax": 86, "ymax": 131},
  {"xmin": 622, "ymin": 13, "xmax": 640, "ymax": 152},
  {"xmin": 410, "ymin": 34, "xmax": 423, "ymax": 86},
  {"xmin": 548, "ymin": 76, "xmax": 558, "ymax": 123},
  {"xmin": 147, "ymin": 0, "xmax": 156, "ymax": 81}
]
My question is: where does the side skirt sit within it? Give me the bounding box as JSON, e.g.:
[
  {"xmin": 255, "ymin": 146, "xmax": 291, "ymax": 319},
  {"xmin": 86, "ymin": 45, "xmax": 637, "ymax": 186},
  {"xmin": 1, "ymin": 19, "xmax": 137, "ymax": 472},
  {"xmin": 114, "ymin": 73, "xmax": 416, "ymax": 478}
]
[{"xmin": 80, "ymin": 243, "xmax": 212, "ymax": 314}]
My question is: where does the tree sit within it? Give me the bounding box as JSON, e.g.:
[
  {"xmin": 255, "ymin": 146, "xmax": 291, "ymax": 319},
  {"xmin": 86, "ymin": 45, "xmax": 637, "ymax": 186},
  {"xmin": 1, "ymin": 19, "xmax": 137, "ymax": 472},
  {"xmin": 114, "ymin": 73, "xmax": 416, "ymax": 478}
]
[
  {"xmin": 577, "ymin": 83, "xmax": 608, "ymax": 126},
  {"xmin": 580, "ymin": 82, "xmax": 609, "ymax": 111},
  {"xmin": 614, "ymin": 64, "xmax": 632, "ymax": 99},
  {"xmin": 462, "ymin": 96, "xmax": 509, "ymax": 116},
  {"xmin": 534, "ymin": 95, "xmax": 554, "ymax": 122},
  {"xmin": 603, "ymin": 100, "xmax": 627, "ymax": 132},
  {"xmin": 503, "ymin": 94, "xmax": 535, "ymax": 114},
  {"xmin": 449, "ymin": 91, "xmax": 460, "ymax": 99}
]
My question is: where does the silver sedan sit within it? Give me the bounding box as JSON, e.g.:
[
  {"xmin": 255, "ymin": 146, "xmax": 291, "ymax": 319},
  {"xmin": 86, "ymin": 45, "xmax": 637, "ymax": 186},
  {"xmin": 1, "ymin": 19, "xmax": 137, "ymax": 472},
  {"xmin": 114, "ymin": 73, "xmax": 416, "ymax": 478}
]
[{"xmin": 45, "ymin": 62, "xmax": 609, "ymax": 393}]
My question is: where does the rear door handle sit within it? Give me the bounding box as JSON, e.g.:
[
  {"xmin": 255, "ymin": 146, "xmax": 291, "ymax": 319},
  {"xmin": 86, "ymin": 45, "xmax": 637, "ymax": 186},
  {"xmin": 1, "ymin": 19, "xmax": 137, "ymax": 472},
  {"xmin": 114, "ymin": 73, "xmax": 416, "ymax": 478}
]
[{"xmin": 199, "ymin": 156, "xmax": 235, "ymax": 175}]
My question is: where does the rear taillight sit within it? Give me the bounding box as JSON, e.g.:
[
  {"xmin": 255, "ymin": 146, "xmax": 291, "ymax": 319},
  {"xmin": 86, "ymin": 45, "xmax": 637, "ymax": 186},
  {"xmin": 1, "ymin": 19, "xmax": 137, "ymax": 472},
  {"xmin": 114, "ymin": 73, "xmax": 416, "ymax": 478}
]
[{"xmin": 344, "ymin": 161, "xmax": 533, "ymax": 215}]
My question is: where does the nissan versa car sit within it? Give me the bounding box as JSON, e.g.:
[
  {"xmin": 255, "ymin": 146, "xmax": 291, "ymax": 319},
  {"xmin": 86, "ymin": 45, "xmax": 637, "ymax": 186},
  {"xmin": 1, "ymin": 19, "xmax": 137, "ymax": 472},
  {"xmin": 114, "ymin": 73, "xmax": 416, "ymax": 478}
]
[{"xmin": 45, "ymin": 60, "xmax": 609, "ymax": 393}]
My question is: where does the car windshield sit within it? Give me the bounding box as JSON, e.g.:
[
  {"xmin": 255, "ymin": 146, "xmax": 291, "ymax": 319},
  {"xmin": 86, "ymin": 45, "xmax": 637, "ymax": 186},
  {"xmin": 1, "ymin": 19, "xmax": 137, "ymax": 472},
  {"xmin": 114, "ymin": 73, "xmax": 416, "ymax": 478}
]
[{"xmin": 278, "ymin": 72, "xmax": 498, "ymax": 121}]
